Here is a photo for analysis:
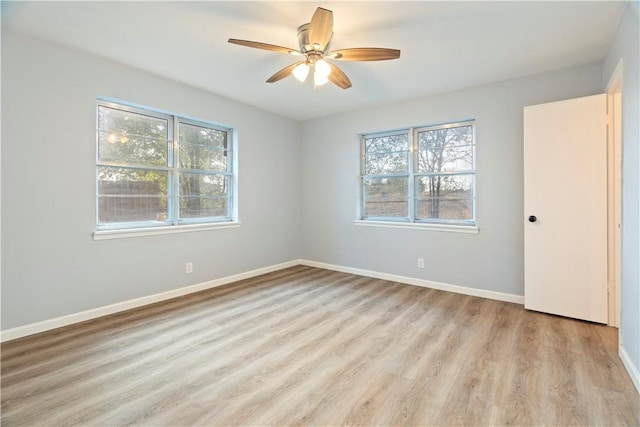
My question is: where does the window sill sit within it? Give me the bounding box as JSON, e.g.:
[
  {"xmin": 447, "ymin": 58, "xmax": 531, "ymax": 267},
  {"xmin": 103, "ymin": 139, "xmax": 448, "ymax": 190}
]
[
  {"xmin": 353, "ymin": 220, "xmax": 478, "ymax": 234},
  {"xmin": 93, "ymin": 221, "xmax": 242, "ymax": 240}
]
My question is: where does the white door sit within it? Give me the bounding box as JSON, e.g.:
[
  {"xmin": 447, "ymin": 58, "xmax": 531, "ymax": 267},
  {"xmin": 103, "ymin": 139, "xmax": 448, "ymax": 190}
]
[{"xmin": 524, "ymin": 94, "xmax": 607, "ymax": 323}]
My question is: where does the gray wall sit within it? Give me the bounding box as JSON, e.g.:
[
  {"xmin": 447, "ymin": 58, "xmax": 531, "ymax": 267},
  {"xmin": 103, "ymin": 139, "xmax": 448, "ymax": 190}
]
[
  {"xmin": 2, "ymin": 12, "xmax": 635, "ymax": 381},
  {"xmin": 1, "ymin": 32, "xmax": 302, "ymax": 329},
  {"xmin": 603, "ymin": 3, "xmax": 640, "ymax": 382},
  {"xmin": 300, "ymin": 63, "xmax": 603, "ymax": 297}
]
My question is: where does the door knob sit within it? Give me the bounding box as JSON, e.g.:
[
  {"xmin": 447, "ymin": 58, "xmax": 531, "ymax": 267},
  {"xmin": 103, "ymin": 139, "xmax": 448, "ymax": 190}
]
[{"xmin": 528, "ymin": 215, "xmax": 537, "ymax": 223}]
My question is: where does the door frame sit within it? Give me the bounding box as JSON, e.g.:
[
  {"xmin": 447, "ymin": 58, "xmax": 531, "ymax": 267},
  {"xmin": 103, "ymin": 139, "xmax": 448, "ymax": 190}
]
[{"xmin": 606, "ymin": 59, "xmax": 623, "ymax": 328}]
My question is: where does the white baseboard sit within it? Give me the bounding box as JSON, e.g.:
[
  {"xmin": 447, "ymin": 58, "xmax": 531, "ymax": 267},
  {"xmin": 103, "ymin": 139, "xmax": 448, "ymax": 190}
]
[
  {"xmin": 619, "ymin": 344, "xmax": 640, "ymax": 394},
  {"xmin": 299, "ymin": 259, "xmax": 524, "ymax": 304},
  {"xmin": 1, "ymin": 258, "xmax": 525, "ymax": 343},
  {"xmin": 5, "ymin": 257, "xmax": 636, "ymax": 392},
  {"xmin": 0, "ymin": 260, "xmax": 300, "ymax": 343}
]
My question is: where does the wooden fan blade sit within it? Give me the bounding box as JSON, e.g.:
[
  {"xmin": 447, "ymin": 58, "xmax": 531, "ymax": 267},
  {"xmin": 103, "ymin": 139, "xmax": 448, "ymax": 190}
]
[
  {"xmin": 327, "ymin": 62, "xmax": 352, "ymax": 89},
  {"xmin": 266, "ymin": 61, "xmax": 305, "ymax": 83},
  {"xmin": 308, "ymin": 7, "xmax": 333, "ymax": 51},
  {"xmin": 228, "ymin": 39, "xmax": 297, "ymax": 54},
  {"xmin": 331, "ymin": 48, "xmax": 401, "ymax": 61}
]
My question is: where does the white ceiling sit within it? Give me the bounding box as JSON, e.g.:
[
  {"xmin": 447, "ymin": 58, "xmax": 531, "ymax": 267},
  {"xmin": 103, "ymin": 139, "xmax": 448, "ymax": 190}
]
[{"xmin": 2, "ymin": 1, "xmax": 626, "ymax": 121}]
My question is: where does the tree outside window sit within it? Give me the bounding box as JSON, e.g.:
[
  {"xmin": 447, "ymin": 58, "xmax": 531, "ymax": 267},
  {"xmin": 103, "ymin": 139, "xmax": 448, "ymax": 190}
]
[
  {"xmin": 96, "ymin": 101, "xmax": 234, "ymax": 230},
  {"xmin": 360, "ymin": 121, "xmax": 475, "ymax": 225}
]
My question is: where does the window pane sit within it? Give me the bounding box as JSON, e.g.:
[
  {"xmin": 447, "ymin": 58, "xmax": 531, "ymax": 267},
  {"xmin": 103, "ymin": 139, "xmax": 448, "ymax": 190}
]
[
  {"xmin": 364, "ymin": 133, "xmax": 409, "ymax": 174},
  {"xmin": 415, "ymin": 174, "xmax": 473, "ymax": 220},
  {"xmin": 363, "ymin": 177, "xmax": 408, "ymax": 218},
  {"xmin": 416, "ymin": 198, "xmax": 473, "ymax": 220},
  {"xmin": 417, "ymin": 125, "xmax": 473, "ymax": 173},
  {"xmin": 179, "ymin": 123, "xmax": 228, "ymax": 171},
  {"xmin": 97, "ymin": 106, "xmax": 168, "ymax": 167},
  {"xmin": 417, "ymin": 145, "xmax": 473, "ymax": 173},
  {"xmin": 179, "ymin": 173, "xmax": 229, "ymax": 219},
  {"xmin": 98, "ymin": 167, "xmax": 168, "ymax": 223}
]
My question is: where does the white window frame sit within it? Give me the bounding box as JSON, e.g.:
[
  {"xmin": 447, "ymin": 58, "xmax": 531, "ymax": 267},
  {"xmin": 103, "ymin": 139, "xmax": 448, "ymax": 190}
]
[
  {"xmin": 356, "ymin": 120, "xmax": 477, "ymax": 233},
  {"xmin": 94, "ymin": 99, "xmax": 238, "ymax": 239}
]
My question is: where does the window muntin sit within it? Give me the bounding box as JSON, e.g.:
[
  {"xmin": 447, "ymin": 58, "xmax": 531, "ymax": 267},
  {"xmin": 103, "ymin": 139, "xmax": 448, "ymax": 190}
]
[
  {"xmin": 360, "ymin": 121, "xmax": 475, "ymax": 226},
  {"xmin": 96, "ymin": 101, "xmax": 234, "ymax": 230}
]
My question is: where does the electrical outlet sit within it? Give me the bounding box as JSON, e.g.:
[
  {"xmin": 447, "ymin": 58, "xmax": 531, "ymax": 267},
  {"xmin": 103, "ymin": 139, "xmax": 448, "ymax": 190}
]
[
  {"xmin": 186, "ymin": 262, "xmax": 193, "ymax": 274},
  {"xmin": 417, "ymin": 258, "xmax": 424, "ymax": 269}
]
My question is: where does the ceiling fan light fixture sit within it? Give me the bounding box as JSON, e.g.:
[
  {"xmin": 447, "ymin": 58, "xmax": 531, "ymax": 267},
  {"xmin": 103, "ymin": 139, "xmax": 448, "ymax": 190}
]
[
  {"xmin": 293, "ymin": 62, "xmax": 310, "ymax": 82},
  {"xmin": 314, "ymin": 59, "xmax": 331, "ymax": 78},
  {"xmin": 314, "ymin": 68, "xmax": 329, "ymax": 86}
]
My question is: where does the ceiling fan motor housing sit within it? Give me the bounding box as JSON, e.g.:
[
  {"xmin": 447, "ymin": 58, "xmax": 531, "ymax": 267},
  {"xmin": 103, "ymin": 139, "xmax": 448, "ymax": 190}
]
[{"xmin": 297, "ymin": 23, "xmax": 331, "ymax": 54}]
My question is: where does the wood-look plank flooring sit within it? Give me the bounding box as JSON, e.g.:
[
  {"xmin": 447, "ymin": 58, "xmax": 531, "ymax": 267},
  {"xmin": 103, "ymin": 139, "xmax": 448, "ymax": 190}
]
[{"xmin": 2, "ymin": 266, "xmax": 639, "ymax": 426}]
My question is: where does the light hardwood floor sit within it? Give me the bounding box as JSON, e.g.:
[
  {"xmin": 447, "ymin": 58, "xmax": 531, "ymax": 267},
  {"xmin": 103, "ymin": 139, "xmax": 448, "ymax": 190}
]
[{"xmin": 2, "ymin": 266, "xmax": 639, "ymax": 426}]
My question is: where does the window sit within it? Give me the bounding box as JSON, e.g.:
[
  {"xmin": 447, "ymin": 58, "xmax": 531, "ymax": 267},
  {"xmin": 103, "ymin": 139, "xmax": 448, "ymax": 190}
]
[
  {"xmin": 360, "ymin": 120, "xmax": 475, "ymax": 226},
  {"xmin": 96, "ymin": 100, "xmax": 234, "ymax": 231}
]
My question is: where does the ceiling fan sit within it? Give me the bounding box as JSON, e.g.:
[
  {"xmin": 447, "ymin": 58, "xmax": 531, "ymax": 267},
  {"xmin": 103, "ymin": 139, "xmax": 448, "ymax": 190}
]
[{"xmin": 228, "ymin": 7, "xmax": 401, "ymax": 89}]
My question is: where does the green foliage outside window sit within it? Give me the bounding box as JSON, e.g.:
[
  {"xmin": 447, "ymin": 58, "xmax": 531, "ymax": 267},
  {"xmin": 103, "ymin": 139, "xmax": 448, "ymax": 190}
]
[
  {"xmin": 96, "ymin": 101, "xmax": 233, "ymax": 229},
  {"xmin": 361, "ymin": 121, "xmax": 475, "ymax": 224}
]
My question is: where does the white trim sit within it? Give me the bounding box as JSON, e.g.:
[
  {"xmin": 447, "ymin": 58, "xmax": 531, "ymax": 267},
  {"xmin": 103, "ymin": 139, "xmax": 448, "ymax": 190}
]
[
  {"xmin": 93, "ymin": 221, "xmax": 242, "ymax": 240},
  {"xmin": 0, "ymin": 259, "xmax": 299, "ymax": 342},
  {"xmin": 353, "ymin": 220, "xmax": 479, "ymax": 234},
  {"xmin": 1, "ymin": 258, "xmax": 525, "ymax": 342},
  {"xmin": 605, "ymin": 58, "xmax": 623, "ymax": 328},
  {"xmin": 619, "ymin": 344, "xmax": 640, "ymax": 394},
  {"xmin": 299, "ymin": 259, "xmax": 523, "ymax": 304}
]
